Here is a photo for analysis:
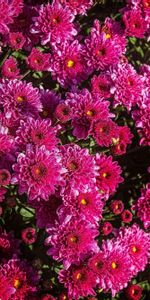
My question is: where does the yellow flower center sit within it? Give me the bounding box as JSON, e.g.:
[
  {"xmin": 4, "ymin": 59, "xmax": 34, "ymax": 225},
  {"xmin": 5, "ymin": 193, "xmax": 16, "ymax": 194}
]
[
  {"xmin": 105, "ymin": 33, "xmax": 111, "ymax": 39},
  {"xmin": 76, "ymin": 272, "xmax": 82, "ymax": 280},
  {"xmin": 17, "ymin": 96, "xmax": 25, "ymax": 103},
  {"xmin": 86, "ymin": 110, "xmax": 94, "ymax": 116},
  {"xmin": 67, "ymin": 60, "xmax": 74, "ymax": 68},
  {"xmin": 70, "ymin": 236, "xmax": 78, "ymax": 243},
  {"xmin": 14, "ymin": 279, "xmax": 21, "ymax": 289},
  {"xmin": 111, "ymin": 262, "xmax": 117, "ymax": 269},
  {"xmin": 80, "ymin": 198, "xmax": 87, "ymax": 205},
  {"xmin": 132, "ymin": 246, "xmax": 137, "ymax": 253},
  {"xmin": 102, "ymin": 172, "xmax": 108, "ymax": 178},
  {"xmin": 112, "ymin": 137, "xmax": 120, "ymax": 145}
]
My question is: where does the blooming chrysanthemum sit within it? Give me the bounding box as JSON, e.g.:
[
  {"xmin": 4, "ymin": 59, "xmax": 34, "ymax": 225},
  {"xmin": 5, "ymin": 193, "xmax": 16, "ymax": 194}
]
[
  {"xmin": 118, "ymin": 224, "xmax": 150, "ymax": 274},
  {"xmin": 27, "ymin": 48, "xmax": 51, "ymax": 71},
  {"xmin": 2, "ymin": 57, "xmax": 20, "ymax": 79},
  {"xmin": 1, "ymin": 259, "xmax": 38, "ymax": 300},
  {"xmin": 12, "ymin": 146, "xmax": 62, "ymax": 201},
  {"xmin": 16, "ymin": 118, "xmax": 58, "ymax": 151},
  {"xmin": 50, "ymin": 40, "xmax": 90, "ymax": 88},
  {"xmin": 60, "ymin": 144, "xmax": 98, "ymax": 191},
  {"xmin": 110, "ymin": 199, "xmax": 124, "ymax": 215},
  {"xmin": 66, "ymin": 89, "xmax": 111, "ymax": 139},
  {"xmin": 8, "ymin": 32, "xmax": 26, "ymax": 50},
  {"xmin": 55, "ymin": 101, "xmax": 72, "ymax": 123},
  {"xmin": 63, "ymin": 189, "xmax": 104, "ymax": 224},
  {"xmin": 60, "ymin": 0, "xmax": 93, "ymax": 15},
  {"xmin": 110, "ymin": 62, "xmax": 144, "ymax": 110},
  {"xmin": 32, "ymin": 195, "xmax": 62, "ymax": 229},
  {"xmin": 31, "ymin": 2, "xmax": 77, "ymax": 45},
  {"xmin": 92, "ymin": 119, "xmax": 117, "ymax": 147},
  {"xmin": 121, "ymin": 209, "xmax": 133, "ymax": 223},
  {"xmin": 0, "ymin": 79, "xmax": 42, "ymax": 127},
  {"xmin": 84, "ymin": 20, "xmax": 123, "ymax": 72},
  {"xmin": 0, "ymin": 0, "xmax": 23, "ymax": 35},
  {"xmin": 91, "ymin": 74, "xmax": 112, "ymax": 99},
  {"xmin": 21, "ymin": 227, "xmax": 37, "ymax": 245},
  {"xmin": 95, "ymin": 154, "xmax": 123, "ymax": 198},
  {"xmin": 46, "ymin": 217, "xmax": 99, "ymax": 267},
  {"xmin": 101, "ymin": 221, "xmax": 113, "ymax": 235},
  {"xmin": 111, "ymin": 125, "xmax": 133, "ymax": 155},
  {"xmin": 123, "ymin": 9, "xmax": 147, "ymax": 38},
  {"xmin": 0, "ymin": 169, "xmax": 11, "ymax": 186},
  {"xmin": 59, "ymin": 264, "xmax": 97, "ymax": 299},
  {"xmin": 132, "ymin": 184, "xmax": 150, "ymax": 229},
  {"xmin": 100, "ymin": 239, "xmax": 133, "ymax": 296}
]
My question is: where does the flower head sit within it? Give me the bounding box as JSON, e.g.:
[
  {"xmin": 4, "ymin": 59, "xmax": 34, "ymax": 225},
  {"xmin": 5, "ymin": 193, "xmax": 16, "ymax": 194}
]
[
  {"xmin": 27, "ymin": 48, "xmax": 51, "ymax": 71},
  {"xmin": 2, "ymin": 57, "xmax": 20, "ymax": 79}
]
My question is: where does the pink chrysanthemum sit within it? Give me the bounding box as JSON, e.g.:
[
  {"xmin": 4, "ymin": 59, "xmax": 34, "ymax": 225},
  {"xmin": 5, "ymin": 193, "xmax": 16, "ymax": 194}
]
[
  {"xmin": 9, "ymin": 32, "xmax": 26, "ymax": 50},
  {"xmin": 60, "ymin": 144, "xmax": 98, "ymax": 191},
  {"xmin": 95, "ymin": 154, "xmax": 123, "ymax": 198},
  {"xmin": 55, "ymin": 101, "xmax": 72, "ymax": 123},
  {"xmin": 84, "ymin": 20, "xmax": 123, "ymax": 72},
  {"xmin": 121, "ymin": 210, "xmax": 133, "ymax": 223},
  {"xmin": 63, "ymin": 189, "xmax": 104, "ymax": 224},
  {"xmin": 0, "ymin": 79, "xmax": 42, "ymax": 127},
  {"xmin": 0, "ymin": 169, "xmax": 11, "ymax": 186},
  {"xmin": 46, "ymin": 217, "xmax": 99, "ymax": 267},
  {"xmin": 92, "ymin": 119, "xmax": 117, "ymax": 147},
  {"xmin": 110, "ymin": 199, "xmax": 124, "ymax": 215},
  {"xmin": 100, "ymin": 239, "xmax": 133, "ymax": 296},
  {"xmin": 60, "ymin": 0, "xmax": 93, "ymax": 15},
  {"xmin": 66, "ymin": 89, "xmax": 112, "ymax": 139},
  {"xmin": 125, "ymin": 284, "xmax": 143, "ymax": 300},
  {"xmin": 132, "ymin": 183, "xmax": 150, "ymax": 229},
  {"xmin": 59, "ymin": 264, "xmax": 97, "ymax": 299},
  {"xmin": 1, "ymin": 259, "xmax": 38, "ymax": 300},
  {"xmin": 110, "ymin": 62, "xmax": 144, "ymax": 110},
  {"xmin": 12, "ymin": 146, "xmax": 62, "ymax": 201},
  {"xmin": 31, "ymin": 2, "xmax": 77, "ymax": 45},
  {"xmin": 0, "ymin": 0, "xmax": 23, "ymax": 34},
  {"xmin": 27, "ymin": 48, "xmax": 51, "ymax": 71},
  {"xmin": 101, "ymin": 221, "xmax": 113, "ymax": 235},
  {"xmin": 50, "ymin": 40, "xmax": 90, "ymax": 88},
  {"xmin": 21, "ymin": 227, "xmax": 37, "ymax": 245},
  {"xmin": 2, "ymin": 57, "xmax": 20, "ymax": 79},
  {"xmin": 118, "ymin": 224, "xmax": 150, "ymax": 275},
  {"xmin": 15, "ymin": 118, "xmax": 58, "ymax": 151},
  {"xmin": 123, "ymin": 9, "xmax": 147, "ymax": 38},
  {"xmin": 91, "ymin": 74, "xmax": 112, "ymax": 99}
]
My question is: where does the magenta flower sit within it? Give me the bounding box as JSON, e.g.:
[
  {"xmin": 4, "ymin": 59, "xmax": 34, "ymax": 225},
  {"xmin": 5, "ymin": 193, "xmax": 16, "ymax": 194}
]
[
  {"xmin": 101, "ymin": 221, "xmax": 113, "ymax": 235},
  {"xmin": 0, "ymin": 169, "xmax": 11, "ymax": 186},
  {"xmin": 31, "ymin": 2, "xmax": 77, "ymax": 45},
  {"xmin": 132, "ymin": 184, "xmax": 150, "ymax": 229},
  {"xmin": 111, "ymin": 125, "xmax": 133, "ymax": 155},
  {"xmin": 0, "ymin": 125, "xmax": 14, "ymax": 156},
  {"xmin": 16, "ymin": 118, "xmax": 58, "ymax": 151},
  {"xmin": 21, "ymin": 227, "xmax": 37, "ymax": 245},
  {"xmin": 12, "ymin": 146, "xmax": 63, "ymax": 201},
  {"xmin": 2, "ymin": 57, "xmax": 20, "ymax": 79},
  {"xmin": 123, "ymin": 9, "xmax": 147, "ymax": 38},
  {"xmin": 9, "ymin": 32, "xmax": 26, "ymax": 50},
  {"xmin": 60, "ymin": 144, "xmax": 98, "ymax": 192},
  {"xmin": 0, "ymin": 79, "xmax": 42, "ymax": 127},
  {"xmin": 125, "ymin": 284, "xmax": 143, "ymax": 300},
  {"xmin": 110, "ymin": 200, "xmax": 124, "ymax": 215},
  {"xmin": 59, "ymin": 264, "xmax": 97, "ymax": 299},
  {"xmin": 0, "ymin": 0, "xmax": 23, "ymax": 35},
  {"xmin": 46, "ymin": 217, "xmax": 99, "ymax": 267},
  {"xmin": 95, "ymin": 154, "xmax": 123, "ymax": 198},
  {"xmin": 55, "ymin": 101, "xmax": 72, "ymax": 123},
  {"xmin": 40, "ymin": 89, "xmax": 61, "ymax": 120},
  {"xmin": 60, "ymin": 0, "xmax": 93, "ymax": 15},
  {"xmin": 1, "ymin": 259, "xmax": 38, "ymax": 300},
  {"xmin": 91, "ymin": 74, "xmax": 112, "ymax": 99},
  {"xmin": 50, "ymin": 40, "xmax": 90, "ymax": 88},
  {"xmin": 92, "ymin": 119, "xmax": 117, "ymax": 147},
  {"xmin": 118, "ymin": 224, "xmax": 150, "ymax": 275},
  {"xmin": 27, "ymin": 48, "xmax": 51, "ymax": 71},
  {"xmin": 0, "ymin": 271, "xmax": 15, "ymax": 300},
  {"xmin": 121, "ymin": 210, "xmax": 133, "ymax": 223}
]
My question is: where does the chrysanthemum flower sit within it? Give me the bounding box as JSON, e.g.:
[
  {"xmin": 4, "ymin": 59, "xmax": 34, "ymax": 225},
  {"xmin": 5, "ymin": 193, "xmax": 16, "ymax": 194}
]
[
  {"xmin": 101, "ymin": 221, "xmax": 113, "ymax": 235},
  {"xmin": 110, "ymin": 62, "xmax": 144, "ymax": 110},
  {"xmin": 123, "ymin": 9, "xmax": 147, "ymax": 38},
  {"xmin": 12, "ymin": 146, "xmax": 63, "ymax": 201},
  {"xmin": 46, "ymin": 217, "xmax": 99, "ymax": 267},
  {"xmin": 50, "ymin": 40, "xmax": 90, "ymax": 88},
  {"xmin": 55, "ymin": 101, "xmax": 72, "ymax": 123},
  {"xmin": 60, "ymin": 144, "xmax": 98, "ymax": 191},
  {"xmin": 111, "ymin": 125, "xmax": 133, "ymax": 155},
  {"xmin": 2, "ymin": 57, "xmax": 20, "ymax": 79},
  {"xmin": 92, "ymin": 119, "xmax": 117, "ymax": 147},
  {"xmin": 31, "ymin": 2, "xmax": 77, "ymax": 45},
  {"xmin": 110, "ymin": 200, "xmax": 124, "ymax": 215},
  {"xmin": 91, "ymin": 74, "xmax": 112, "ymax": 99},
  {"xmin": 16, "ymin": 118, "xmax": 58, "ymax": 151},
  {"xmin": 40, "ymin": 89, "xmax": 61, "ymax": 121},
  {"xmin": 118, "ymin": 224, "xmax": 150, "ymax": 274},
  {"xmin": 59, "ymin": 264, "xmax": 97, "ymax": 299},
  {"xmin": 21, "ymin": 227, "xmax": 37, "ymax": 245},
  {"xmin": 1, "ymin": 259, "xmax": 38, "ymax": 300},
  {"xmin": 0, "ymin": 79, "xmax": 42, "ymax": 127},
  {"xmin": 95, "ymin": 154, "xmax": 123, "ymax": 198},
  {"xmin": 63, "ymin": 189, "xmax": 104, "ymax": 224},
  {"xmin": 0, "ymin": 271, "xmax": 15, "ymax": 300},
  {"xmin": 9, "ymin": 32, "xmax": 26, "ymax": 50},
  {"xmin": 0, "ymin": 169, "xmax": 11, "ymax": 186},
  {"xmin": 121, "ymin": 209, "xmax": 133, "ymax": 223},
  {"xmin": 60, "ymin": 0, "xmax": 93, "ymax": 15},
  {"xmin": 125, "ymin": 284, "xmax": 143, "ymax": 300},
  {"xmin": 27, "ymin": 48, "xmax": 51, "ymax": 71},
  {"xmin": 133, "ymin": 106, "xmax": 150, "ymax": 146},
  {"xmin": 0, "ymin": 125, "xmax": 14, "ymax": 156},
  {"xmin": 132, "ymin": 184, "xmax": 150, "ymax": 229}
]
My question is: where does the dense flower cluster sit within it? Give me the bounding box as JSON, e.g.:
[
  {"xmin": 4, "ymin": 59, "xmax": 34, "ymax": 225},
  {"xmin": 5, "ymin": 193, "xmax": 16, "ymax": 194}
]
[{"xmin": 0, "ymin": 0, "xmax": 149, "ymax": 299}]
